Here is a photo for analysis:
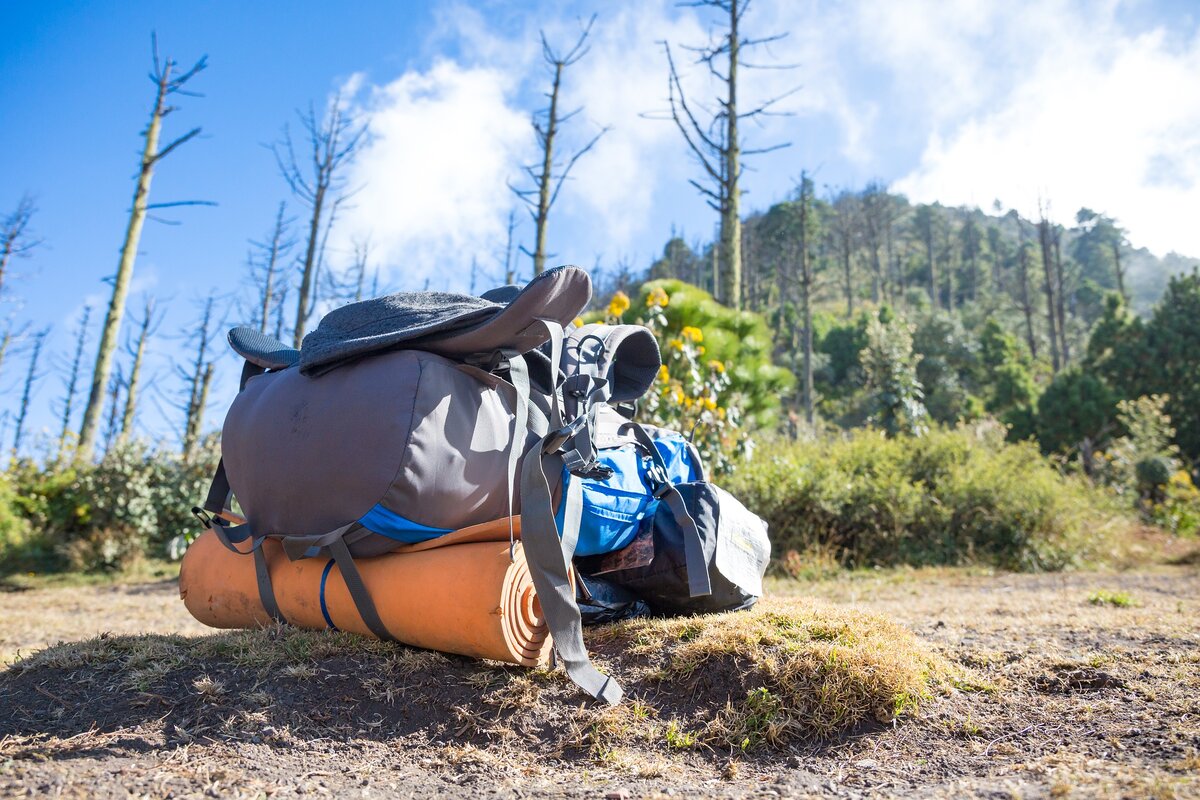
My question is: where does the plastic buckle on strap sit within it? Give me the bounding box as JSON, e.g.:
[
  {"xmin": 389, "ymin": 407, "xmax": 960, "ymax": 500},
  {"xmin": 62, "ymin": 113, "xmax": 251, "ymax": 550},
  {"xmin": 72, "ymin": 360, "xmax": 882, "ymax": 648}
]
[
  {"xmin": 644, "ymin": 459, "xmax": 671, "ymax": 496},
  {"xmin": 542, "ymin": 416, "xmax": 588, "ymax": 454},
  {"xmin": 191, "ymin": 506, "xmax": 214, "ymax": 531},
  {"xmin": 562, "ymin": 449, "xmax": 587, "ymax": 472}
]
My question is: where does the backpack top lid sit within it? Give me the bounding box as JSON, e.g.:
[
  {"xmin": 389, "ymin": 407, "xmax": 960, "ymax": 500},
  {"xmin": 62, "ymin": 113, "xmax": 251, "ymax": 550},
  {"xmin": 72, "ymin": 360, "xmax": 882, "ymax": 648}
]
[{"xmin": 298, "ymin": 265, "xmax": 591, "ymax": 376}]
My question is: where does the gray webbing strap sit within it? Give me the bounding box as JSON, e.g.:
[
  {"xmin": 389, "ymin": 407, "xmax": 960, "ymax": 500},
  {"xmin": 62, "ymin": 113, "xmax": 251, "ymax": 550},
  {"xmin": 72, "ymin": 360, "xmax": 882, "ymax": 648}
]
[
  {"xmin": 280, "ymin": 523, "xmax": 357, "ymax": 561},
  {"xmin": 520, "ymin": 430, "xmax": 623, "ymax": 705},
  {"xmin": 252, "ymin": 545, "xmax": 286, "ymax": 624},
  {"xmin": 623, "ymin": 423, "xmax": 712, "ymax": 598},
  {"xmin": 504, "ymin": 350, "xmax": 531, "ymax": 560},
  {"xmin": 533, "ymin": 318, "xmax": 564, "ymax": 430},
  {"xmin": 328, "ymin": 535, "xmax": 397, "ymax": 642},
  {"xmin": 210, "ymin": 521, "xmax": 263, "ymax": 553}
]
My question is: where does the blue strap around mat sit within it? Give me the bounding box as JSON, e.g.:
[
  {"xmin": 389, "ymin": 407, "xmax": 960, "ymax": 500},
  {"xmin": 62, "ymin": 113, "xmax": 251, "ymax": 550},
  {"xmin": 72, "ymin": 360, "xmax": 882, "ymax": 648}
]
[{"xmin": 318, "ymin": 558, "xmax": 339, "ymax": 631}]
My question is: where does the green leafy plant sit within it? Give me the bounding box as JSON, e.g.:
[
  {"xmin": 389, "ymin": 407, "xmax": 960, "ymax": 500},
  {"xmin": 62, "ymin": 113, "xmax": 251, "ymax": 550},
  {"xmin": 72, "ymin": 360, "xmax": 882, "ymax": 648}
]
[{"xmin": 726, "ymin": 422, "xmax": 1128, "ymax": 571}]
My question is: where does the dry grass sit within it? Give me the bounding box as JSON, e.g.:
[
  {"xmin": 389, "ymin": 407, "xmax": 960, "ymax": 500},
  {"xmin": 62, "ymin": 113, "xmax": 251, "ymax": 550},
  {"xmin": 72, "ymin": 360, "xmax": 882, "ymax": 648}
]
[{"xmin": 589, "ymin": 596, "xmax": 966, "ymax": 749}]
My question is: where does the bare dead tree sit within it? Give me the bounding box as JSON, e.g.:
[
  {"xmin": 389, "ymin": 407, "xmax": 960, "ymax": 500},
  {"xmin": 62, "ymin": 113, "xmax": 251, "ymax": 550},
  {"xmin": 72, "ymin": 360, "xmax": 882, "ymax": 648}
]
[
  {"xmin": 177, "ymin": 295, "xmax": 221, "ymax": 460},
  {"xmin": 102, "ymin": 366, "xmax": 124, "ymax": 456},
  {"xmin": 661, "ymin": 0, "xmax": 795, "ymax": 309},
  {"xmin": 57, "ymin": 306, "xmax": 92, "ymax": 456},
  {"xmin": 13, "ymin": 328, "xmax": 49, "ymax": 456},
  {"xmin": 77, "ymin": 36, "xmax": 209, "ymax": 462},
  {"xmin": 0, "ymin": 194, "xmax": 41, "ymax": 299},
  {"xmin": 273, "ymin": 283, "xmax": 289, "ymax": 343},
  {"xmin": 247, "ymin": 201, "xmax": 295, "ymax": 333},
  {"xmin": 941, "ymin": 214, "xmax": 958, "ymax": 313},
  {"xmin": 0, "ymin": 324, "xmax": 21, "ymax": 388},
  {"xmin": 859, "ymin": 182, "xmax": 893, "ymax": 304},
  {"xmin": 502, "ymin": 210, "xmax": 517, "ymax": 285},
  {"xmin": 510, "ymin": 16, "xmax": 609, "ymax": 277},
  {"xmin": 794, "ymin": 173, "xmax": 819, "ymax": 426},
  {"xmin": 121, "ymin": 296, "xmax": 163, "ymax": 439},
  {"xmin": 351, "ymin": 238, "xmax": 372, "ymax": 302},
  {"xmin": 1037, "ymin": 201, "xmax": 1061, "ymax": 372},
  {"xmin": 828, "ymin": 190, "xmax": 859, "ymax": 317},
  {"xmin": 914, "ymin": 204, "xmax": 939, "ymax": 308},
  {"xmin": 273, "ymin": 93, "xmax": 368, "ymax": 348},
  {"xmin": 1112, "ymin": 238, "xmax": 1128, "ymax": 305},
  {"xmin": 1052, "ymin": 224, "xmax": 1070, "ymax": 365},
  {"xmin": 1016, "ymin": 243, "xmax": 1039, "ymax": 361}
]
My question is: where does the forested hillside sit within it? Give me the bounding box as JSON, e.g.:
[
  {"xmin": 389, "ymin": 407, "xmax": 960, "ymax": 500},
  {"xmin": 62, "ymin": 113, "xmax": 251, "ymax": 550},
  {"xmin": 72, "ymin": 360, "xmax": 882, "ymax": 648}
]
[{"xmin": 598, "ymin": 183, "xmax": 1200, "ymax": 465}]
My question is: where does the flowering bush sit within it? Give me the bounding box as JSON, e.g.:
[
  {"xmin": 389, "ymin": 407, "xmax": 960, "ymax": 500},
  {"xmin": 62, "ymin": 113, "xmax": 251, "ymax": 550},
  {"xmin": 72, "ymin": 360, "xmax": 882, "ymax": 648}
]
[
  {"xmin": 1147, "ymin": 469, "xmax": 1200, "ymax": 536},
  {"xmin": 598, "ymin": 281, "xmax": 791, "ymax": 473}
]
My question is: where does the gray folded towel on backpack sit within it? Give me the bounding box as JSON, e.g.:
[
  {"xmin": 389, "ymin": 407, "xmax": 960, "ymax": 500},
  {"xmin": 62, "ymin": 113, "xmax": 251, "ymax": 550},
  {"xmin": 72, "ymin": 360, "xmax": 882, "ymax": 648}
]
[
  {"xmin": 298, "ymin": 265, "xmax": 591, "ymax": 377},
  {"xmin": 299, "ymin": 291, "xmax": 502, "ymax": 376}
]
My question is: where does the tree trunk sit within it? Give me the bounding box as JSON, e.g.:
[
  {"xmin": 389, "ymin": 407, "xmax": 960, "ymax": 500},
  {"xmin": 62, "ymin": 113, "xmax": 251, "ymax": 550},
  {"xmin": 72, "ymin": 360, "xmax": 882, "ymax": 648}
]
[
  {"xmin": 869, "ymin": 244, "xmax": 882, "ymax": 304},
  {"xmin": 59, "ymin": 306, "xmax": 92, "ymax": 456},
  {"xmin": 121, "ymin": 300, "xmax": 154, "ymax": 439},
  {"xmin": 532, "ymin": 65, "xmax": 562, "ymax": 277},
  {"xmin": 1053, "ymin": 227, "xmax": 1070, "ymax": 365},
  {"xmin": 184, "ymin": 363, "xmax": 213, "ymax": 461},
  {"xmin": 504, "ymin": 210, "xmax": 516, "ymax": 285},
  {"xmin": 924, "ymin": 222, "xmax": 937, "ymax": 307},
  {"xmin": 77, "ymin": 67, "xmax": 170, "ymax": 462},
  {"xmin": 1112, "ymin": 240, "xmax": 1127, "ymax": 304},
  {"xmin": 103, "ymin": 369, "xmax": 122, "ymax": 455},
  {"xmin": 721, "ymin": 0, "xmax": 742, "ymax": 309},
  {"xmin": 13, "ymin": 330, "xmax": 47, "ymax": 456},
  {"xmin": 260, "ymin": 201, "xmax": 288, "ymax": 333},
  {"xmin": 1017, "ymin": 244, "xmax": 1039, "ymax": 360},
  {"xmin": 293, "ymin": 180, "xmax": 326, "ymax": 348},
  {"xmin": 842, "ymin": 241, "xmax": 854, "ymax": 317},
  {"xmin": 1037, "ymin": 215, "xmax": 1061, "ymax": 372},
  {"xmin": 799, "ymin": 181, "xmax": 814, "ymax": 427},
  {"xmin": 0, "ymin": 328, "xmax": 11, "ymax": 384}
]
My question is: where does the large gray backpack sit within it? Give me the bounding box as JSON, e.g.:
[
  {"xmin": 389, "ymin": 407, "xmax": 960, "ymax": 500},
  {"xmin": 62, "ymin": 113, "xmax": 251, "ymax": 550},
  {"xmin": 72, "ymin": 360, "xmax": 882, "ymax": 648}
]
[{"xmin": 197, "ymin": 266, "xmax": 768, "ymax": 705}]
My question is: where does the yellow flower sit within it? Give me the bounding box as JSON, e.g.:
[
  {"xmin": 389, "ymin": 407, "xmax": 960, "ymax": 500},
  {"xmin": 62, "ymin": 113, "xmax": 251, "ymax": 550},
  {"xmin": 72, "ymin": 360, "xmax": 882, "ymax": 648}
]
[
  {"xmin": 646, "ymin": 286, "xmax": 670, "ymax": 308},
  {"xmin": 607, "ymin": 291, "xmax": 631, "ymax": 318},
  {"xmin": 571, "ymin": 317, "xmax": 584, "ymax": 328},
  {"xmin": 657, "ymin": 365, "xmax": 669, "ymax": 382},
  {"xmin": 1170, "ymin": 470, "xmax": 1195, "ymax": 488},
  {"xmin": 671, "ymin": 389, "xmax": 685, "ymax": 404},
  {"xmin": 697, "ymin": 346, "xmax": 705, "ymax": 355},
  {"xmin": 708, "ymin": 360, "xmax": 725, "ymax": 373},
  {"xmin": 668, "ymin": 338, "xmax": 683, "ymax": 351},
  {"xmin": 703, "ymin": 397, "xmax": 717, "ymax": 411},
  {"xmin": 680, "ymin": 326, "xmax": 703, "ymax": 343}
]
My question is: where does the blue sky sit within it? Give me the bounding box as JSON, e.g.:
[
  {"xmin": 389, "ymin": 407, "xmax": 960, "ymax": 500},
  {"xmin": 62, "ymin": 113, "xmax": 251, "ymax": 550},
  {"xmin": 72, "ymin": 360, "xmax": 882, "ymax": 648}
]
[{"xmin": 2, "ymin": 0, "xmax": 1199, "ymax": 452}]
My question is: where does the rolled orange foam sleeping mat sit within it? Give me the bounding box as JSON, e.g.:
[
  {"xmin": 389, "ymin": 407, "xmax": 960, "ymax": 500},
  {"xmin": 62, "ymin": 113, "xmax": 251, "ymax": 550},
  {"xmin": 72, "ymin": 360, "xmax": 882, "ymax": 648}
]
[{"xmin": 179, "ymin": 518, "xmax": 551, "ymax": 666}]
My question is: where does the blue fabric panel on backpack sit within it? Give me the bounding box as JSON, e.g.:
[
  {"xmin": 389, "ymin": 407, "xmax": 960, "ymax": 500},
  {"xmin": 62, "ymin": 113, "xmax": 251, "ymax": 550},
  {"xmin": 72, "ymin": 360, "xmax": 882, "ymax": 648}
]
[
  {"xmin": 318, "ymin": 558, "xmax": 339, "ymax": 630},
  {"xmin": 357, "ymin": 504, "xmax": 452, "ymax": 543},
  {"xmin": 559, "ymin": 430, "xmax": 699, "ymax": 557}
]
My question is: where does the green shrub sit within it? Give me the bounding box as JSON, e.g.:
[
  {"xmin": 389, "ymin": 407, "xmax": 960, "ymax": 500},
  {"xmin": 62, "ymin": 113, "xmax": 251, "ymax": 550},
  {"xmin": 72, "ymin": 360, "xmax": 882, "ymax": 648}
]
[
  {"xmin": 4, "ymin": 437, "xmax": 219, "ymax": 574},
  {"xmin": 0, "ymin": 473, "xmax": 35, "ymax": 571},
  {"xmin": 725, "ymin": 423, "xmax": 1126, "ymax": 571}
]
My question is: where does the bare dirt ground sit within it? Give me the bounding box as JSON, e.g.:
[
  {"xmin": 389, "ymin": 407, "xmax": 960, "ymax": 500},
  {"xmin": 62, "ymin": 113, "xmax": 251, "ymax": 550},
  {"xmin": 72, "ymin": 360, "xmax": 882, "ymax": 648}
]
[{"xmin": 1, "ymin": 560, "xmax": 1198, "ymax": 799}]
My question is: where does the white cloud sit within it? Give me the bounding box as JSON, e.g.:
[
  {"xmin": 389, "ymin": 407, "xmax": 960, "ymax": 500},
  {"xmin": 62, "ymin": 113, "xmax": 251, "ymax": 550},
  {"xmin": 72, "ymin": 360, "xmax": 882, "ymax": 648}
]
[
  {"xmin": 335, "ymin": 0, "xmax": 878, "ymax": 287},
  {"xmin": 335, "ymin": 59, "xmax": 531, "ymax": 290},
  {"xmin": 892, "ymin": 4, "xmax": 1200, "ymax": 257}
]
